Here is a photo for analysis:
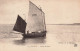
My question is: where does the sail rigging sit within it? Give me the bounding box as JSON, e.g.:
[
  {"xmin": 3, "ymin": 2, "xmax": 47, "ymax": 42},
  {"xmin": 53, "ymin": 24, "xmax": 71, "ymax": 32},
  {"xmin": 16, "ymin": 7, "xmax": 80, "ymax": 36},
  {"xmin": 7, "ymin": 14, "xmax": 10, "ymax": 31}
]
[
  {"xmin": 13, "ymin": 1, "xmax": 46, "ymax": 36},
  {"xmin": 13, "ymin": 15, "xmax": 27, "ymax": 33},
  {"xmin": 26, "ymin": 1, "xmax": 46, "ymax": 33}
]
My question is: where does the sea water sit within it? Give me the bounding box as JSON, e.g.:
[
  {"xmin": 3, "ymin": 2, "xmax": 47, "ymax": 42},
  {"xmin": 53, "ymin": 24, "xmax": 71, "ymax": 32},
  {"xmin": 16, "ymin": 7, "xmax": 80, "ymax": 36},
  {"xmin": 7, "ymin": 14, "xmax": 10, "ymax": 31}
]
[{"xmin": 0, "ymin": 24, "xmax": 80, "ymax": 51}]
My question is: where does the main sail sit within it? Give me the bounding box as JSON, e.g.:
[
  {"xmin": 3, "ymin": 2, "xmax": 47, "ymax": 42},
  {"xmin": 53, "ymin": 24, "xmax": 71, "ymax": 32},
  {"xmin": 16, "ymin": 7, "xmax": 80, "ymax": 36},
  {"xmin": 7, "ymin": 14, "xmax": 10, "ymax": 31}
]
[
  {"xmin": 26, "ymin": 1, "xmax": 46, "ymax": 33},
  {"xmin": 13, "ymin": 15, "xmax": 27, "ymax": 33}
]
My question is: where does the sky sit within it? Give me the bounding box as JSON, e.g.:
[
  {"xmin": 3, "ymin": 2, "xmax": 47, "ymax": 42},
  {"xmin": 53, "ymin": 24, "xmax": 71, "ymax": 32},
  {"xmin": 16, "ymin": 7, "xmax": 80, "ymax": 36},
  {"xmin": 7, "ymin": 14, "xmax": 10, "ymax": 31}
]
[{"xmin": 0, "ymin": 0, "xmax": 80, "ymax": 24}]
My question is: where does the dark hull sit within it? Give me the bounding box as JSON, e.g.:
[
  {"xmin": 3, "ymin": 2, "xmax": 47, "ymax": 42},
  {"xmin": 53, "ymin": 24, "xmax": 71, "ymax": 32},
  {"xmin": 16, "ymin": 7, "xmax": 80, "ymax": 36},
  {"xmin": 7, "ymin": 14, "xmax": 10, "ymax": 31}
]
[{"xmin": 22, "ymin": 31, "xmax": 46, "ymax": 38}]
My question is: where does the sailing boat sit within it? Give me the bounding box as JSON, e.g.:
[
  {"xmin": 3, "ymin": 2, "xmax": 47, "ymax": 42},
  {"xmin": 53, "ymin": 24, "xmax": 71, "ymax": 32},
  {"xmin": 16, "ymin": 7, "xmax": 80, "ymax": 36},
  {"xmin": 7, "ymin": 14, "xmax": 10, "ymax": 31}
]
[{"xmin": 13, "ymin": 1, "xmax": 46, "ymax": 38}]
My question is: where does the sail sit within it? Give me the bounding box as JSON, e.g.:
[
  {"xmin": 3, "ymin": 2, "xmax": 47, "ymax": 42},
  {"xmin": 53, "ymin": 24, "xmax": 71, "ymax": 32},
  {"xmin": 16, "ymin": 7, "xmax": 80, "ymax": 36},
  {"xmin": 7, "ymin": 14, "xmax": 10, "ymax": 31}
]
[
  {"xmin": 26, "ymin": 1, "xmax": 46, "ymax": 33},
  {"xmin": 13, "ymin": 15, "xmax": 27, "ymax": 33}
]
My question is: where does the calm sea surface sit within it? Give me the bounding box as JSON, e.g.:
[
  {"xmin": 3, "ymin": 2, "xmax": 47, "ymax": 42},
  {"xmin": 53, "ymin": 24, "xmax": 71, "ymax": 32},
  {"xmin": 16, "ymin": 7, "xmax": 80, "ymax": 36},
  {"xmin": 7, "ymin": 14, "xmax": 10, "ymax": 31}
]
[{"xmin": 0, "ymin": 24, "xmax": 80, "ymax": 51}]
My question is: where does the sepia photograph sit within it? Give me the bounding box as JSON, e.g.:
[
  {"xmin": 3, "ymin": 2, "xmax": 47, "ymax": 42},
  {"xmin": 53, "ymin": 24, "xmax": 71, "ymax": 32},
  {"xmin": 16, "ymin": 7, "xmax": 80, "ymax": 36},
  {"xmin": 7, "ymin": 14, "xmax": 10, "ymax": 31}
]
[{"xmin": 0, "ymin": 0, "xmax": 80, "ymax": 51}]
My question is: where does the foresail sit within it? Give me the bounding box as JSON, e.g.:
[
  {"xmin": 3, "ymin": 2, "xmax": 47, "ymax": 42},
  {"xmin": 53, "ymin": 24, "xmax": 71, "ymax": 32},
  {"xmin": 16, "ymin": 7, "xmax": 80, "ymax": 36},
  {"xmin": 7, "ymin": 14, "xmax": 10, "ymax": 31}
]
[
  {"xmin": 26, "ymin": 1, "xmax": 46, "ymax": 32},
  {"xmin": 13, "ymin": 15, "xmax": 27, "ymax": 33}
]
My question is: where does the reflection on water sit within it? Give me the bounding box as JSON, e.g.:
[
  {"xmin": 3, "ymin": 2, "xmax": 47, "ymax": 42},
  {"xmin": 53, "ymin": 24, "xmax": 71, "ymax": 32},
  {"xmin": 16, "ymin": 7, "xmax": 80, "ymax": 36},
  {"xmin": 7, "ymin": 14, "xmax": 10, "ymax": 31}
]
[{"xmin": 13, "ymin": 37, "xmax": 46, "ymax": 45}]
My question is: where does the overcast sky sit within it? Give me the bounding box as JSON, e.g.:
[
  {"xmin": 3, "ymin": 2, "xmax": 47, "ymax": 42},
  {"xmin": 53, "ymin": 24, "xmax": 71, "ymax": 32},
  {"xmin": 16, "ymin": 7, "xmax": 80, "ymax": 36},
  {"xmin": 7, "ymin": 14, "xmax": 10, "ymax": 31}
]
[{"xmin": 0, "ymin": 0, "xmax": 80, "ymax": 24}]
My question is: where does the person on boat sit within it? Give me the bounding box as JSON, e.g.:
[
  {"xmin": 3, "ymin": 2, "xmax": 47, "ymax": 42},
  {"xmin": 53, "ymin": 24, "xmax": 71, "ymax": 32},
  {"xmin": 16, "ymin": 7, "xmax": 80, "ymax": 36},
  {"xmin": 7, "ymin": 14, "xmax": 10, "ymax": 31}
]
[{"xmin": 27, "ymin": 30, "xmax": 29, "ymax": 34}]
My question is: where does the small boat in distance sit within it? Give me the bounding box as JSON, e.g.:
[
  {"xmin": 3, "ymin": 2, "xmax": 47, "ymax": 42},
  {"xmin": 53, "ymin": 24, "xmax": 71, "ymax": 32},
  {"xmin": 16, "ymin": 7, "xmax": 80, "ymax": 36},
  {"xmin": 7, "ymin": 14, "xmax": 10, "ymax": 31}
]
[{"xmin": 13, "ymin": 1, "xmax": 46, "ymax": 38}]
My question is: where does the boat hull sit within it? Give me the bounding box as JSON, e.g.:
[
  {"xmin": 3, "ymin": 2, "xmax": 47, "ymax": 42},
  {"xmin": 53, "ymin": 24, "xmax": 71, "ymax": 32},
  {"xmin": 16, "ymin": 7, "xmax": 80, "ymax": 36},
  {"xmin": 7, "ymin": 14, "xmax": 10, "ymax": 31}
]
[{"xmin": 22, "ymin": 31, "xmax": 46, "ymax": 38}]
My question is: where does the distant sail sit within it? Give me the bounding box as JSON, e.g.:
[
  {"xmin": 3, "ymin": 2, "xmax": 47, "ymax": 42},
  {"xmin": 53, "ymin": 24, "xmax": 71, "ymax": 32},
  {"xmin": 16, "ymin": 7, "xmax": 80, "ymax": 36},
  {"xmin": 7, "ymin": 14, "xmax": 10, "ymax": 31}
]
[
  {"xmin": 26, "ymin": 1, "xmax": 46, "ymax": 32},
  {"xmin": 13, "ymin": 15, "xmax": 27, "ymax": 33}
]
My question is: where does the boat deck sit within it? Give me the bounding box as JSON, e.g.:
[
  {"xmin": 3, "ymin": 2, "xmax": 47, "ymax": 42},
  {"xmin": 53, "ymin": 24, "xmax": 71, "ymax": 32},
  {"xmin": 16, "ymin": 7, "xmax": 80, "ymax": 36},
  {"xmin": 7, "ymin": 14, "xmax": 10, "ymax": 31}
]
[{"xmin": 22, "ymin": 31, "xmax": 46, "ymax": 38}]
